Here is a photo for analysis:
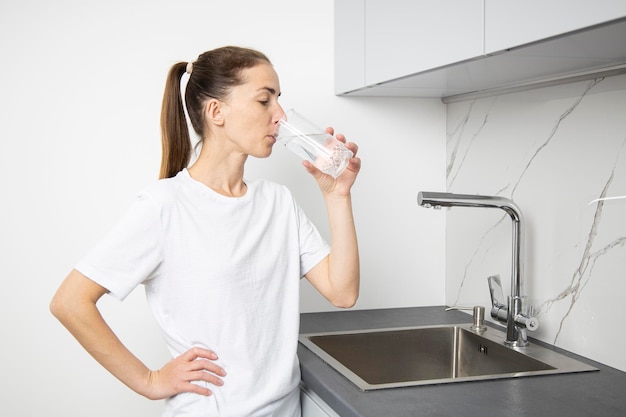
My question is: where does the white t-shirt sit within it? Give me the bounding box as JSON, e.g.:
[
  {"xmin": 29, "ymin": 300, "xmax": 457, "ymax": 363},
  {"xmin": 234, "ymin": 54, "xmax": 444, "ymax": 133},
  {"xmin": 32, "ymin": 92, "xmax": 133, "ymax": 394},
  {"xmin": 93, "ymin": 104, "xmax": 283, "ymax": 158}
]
[{"xmin": 76, "ymin": 169, "xmax": 330, "ymax": 417}]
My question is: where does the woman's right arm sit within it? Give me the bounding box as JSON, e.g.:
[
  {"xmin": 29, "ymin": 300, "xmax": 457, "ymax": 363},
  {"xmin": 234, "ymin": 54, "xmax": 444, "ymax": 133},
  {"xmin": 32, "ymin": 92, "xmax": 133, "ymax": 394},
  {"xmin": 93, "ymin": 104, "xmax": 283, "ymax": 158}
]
[{"xmin": 50, "ymin": 269, "xmax": 226, "ymax": 399}]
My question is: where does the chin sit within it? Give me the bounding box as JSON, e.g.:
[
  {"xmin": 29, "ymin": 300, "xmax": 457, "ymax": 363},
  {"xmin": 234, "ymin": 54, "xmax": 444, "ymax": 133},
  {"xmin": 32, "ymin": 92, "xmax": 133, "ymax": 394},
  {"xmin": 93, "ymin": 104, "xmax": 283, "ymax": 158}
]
[{"xmin": 252, "ymin": 147, "xmax": 273, "ymax": 159}]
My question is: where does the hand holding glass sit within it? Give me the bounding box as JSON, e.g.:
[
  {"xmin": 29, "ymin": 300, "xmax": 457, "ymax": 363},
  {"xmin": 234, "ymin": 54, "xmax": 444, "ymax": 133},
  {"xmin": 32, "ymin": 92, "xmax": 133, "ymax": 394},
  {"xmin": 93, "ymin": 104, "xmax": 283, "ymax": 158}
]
[{"xmin": 276, "ymin": 109, "xmax": 353, "ymax": 178}]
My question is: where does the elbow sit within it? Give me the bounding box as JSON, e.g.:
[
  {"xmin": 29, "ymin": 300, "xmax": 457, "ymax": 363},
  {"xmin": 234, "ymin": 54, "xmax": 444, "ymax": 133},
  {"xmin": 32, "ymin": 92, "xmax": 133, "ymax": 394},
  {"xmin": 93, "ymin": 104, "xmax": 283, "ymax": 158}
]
[
  {"xmin": 50, "ymin": 290, "xmax": 88, "ymax": 333},
  {"xmin": 328, "ymin": 274, "xmax": 360, "ymax": 309},
  {"xmin": 330, "ymin": 291, "xmax": 359, "ymax": 309},
  {"xmin": 333, "ymin": 299, "xmax": 357, "ymax": 309},
  {"xmin": 49, "ymin": 292, "xmax": 68, "ymax": 322},
  {"xmin": 50, "ymin": 269, "xmax": 106, "ymax": 324},
  {"xmin": 50, "ymin": 285, "xmax": 80, "ymax": 324}
]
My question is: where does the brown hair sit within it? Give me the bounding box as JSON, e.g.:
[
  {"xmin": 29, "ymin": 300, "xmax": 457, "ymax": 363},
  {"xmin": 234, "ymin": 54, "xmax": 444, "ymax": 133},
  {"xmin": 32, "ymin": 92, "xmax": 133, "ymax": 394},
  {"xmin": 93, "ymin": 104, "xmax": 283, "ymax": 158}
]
[{"xmin": 159, "ymin": 46, "xmax": 272, "ymax": 179}]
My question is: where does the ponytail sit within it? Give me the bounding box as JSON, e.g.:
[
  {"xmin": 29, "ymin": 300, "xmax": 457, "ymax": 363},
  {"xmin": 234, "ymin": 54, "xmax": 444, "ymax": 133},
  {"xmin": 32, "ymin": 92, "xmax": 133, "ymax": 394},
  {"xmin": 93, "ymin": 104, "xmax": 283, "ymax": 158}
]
[{"xmin": 159, "ymin": 62, "xmax": 191, "ymax": 179}]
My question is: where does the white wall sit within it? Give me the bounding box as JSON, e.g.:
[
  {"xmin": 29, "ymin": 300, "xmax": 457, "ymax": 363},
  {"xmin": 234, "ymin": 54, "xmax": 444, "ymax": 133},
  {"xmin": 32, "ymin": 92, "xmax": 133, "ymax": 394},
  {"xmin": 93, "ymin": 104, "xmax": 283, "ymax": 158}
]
[{"xmin": 0, "ymin": 1, "xmax": 445, "ymax": 415}]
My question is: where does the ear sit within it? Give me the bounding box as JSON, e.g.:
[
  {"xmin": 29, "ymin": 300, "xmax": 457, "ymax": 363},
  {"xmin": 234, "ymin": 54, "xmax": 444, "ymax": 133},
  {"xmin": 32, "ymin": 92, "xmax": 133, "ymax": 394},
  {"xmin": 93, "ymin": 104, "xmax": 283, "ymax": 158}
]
[{"xmin": 205, "ymin": 99, "xmax": 226, "ymax": 127}]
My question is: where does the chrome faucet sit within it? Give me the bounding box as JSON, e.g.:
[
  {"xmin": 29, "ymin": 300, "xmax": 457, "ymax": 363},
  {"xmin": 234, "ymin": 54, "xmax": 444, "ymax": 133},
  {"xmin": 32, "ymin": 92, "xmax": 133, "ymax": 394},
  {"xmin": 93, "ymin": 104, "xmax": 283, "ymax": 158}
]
[{"xmin": 417, "ymin": 191, "xmax": 538, "ymax": 347}]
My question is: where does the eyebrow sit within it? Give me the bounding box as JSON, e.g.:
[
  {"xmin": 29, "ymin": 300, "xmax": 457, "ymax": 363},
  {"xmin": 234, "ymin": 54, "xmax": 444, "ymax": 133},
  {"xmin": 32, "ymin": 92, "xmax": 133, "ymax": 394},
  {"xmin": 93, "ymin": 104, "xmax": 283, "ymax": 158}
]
[{"xmin": 260, "ymin": 87, "xmax": 281, "ymax": 97}]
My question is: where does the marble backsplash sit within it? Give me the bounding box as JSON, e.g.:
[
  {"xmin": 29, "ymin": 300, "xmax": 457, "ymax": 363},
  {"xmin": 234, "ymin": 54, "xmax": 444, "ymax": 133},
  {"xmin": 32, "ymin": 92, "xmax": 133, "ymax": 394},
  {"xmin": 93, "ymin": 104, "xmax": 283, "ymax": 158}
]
[{"xmin": 444, "ymin": 73, "xmax": 626, "ymax": 371}]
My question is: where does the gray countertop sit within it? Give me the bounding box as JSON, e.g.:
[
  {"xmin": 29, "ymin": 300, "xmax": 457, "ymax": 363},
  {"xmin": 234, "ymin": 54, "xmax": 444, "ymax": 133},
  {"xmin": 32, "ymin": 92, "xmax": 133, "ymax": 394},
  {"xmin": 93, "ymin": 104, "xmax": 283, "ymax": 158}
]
[{"xmin": 298, "ymin": 306, "xmax": 626, "ymax": 417}]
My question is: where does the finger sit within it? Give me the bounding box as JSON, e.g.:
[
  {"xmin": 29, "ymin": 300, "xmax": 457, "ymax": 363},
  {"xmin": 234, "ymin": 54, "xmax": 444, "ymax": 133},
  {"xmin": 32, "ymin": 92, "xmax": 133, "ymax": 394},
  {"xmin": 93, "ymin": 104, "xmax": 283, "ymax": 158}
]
[
  {"xmin": 184, "ymin": 347, "xmax": 218, "ymax": 361},
  {"xmin": 189, "ymin": 370, "xmax": 225, "ymax": 387},
  {"xmin": 187, "ymin": 358, "xmax": 227, "ymax": 377},
  {"xmin": 302, "ymin": 160, "xmax": 325, "ymax": 178},
  {"xmin": 345, "ymin": 142, "xmax": 358, "ymax": 156},
  {"xmin": 324, "ymin": 126, "xmax": 335, "ymax": 136},
  {"xmin": 302, "ymin": 161, "xmax": 338, "ymax": 194},
  {"xmin": 348, "ymin": 156, "xmax": 362, "ymax": 173},
  {"xmin": 182, "ymin": 381, "xmax": 214, "ymax": 397}
]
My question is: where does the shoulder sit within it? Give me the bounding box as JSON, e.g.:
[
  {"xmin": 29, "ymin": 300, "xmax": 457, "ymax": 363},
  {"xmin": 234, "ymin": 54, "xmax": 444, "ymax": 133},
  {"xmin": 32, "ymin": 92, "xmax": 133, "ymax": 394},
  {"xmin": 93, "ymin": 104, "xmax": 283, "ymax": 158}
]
[
  {"xmin": 248, "ymin": 180, "xmax": 307, "ymax": 221},
  {"xmin": 132, "ymin": 172, "xmax": 189, "ymax": 211},
  {"xmin": 145, "ymin": 169, "xmax": 193, "ymax": 196},
  {"xmin": 142, "ymin": 175, "xmax": 181, "ymax": 194},
  {"xmin": 251, "ymin": 178, "xmax": 289, "ymax": 193},
  {"xmin": 249, "ymin": 179, "xmax": 294, "ymax": 201}
]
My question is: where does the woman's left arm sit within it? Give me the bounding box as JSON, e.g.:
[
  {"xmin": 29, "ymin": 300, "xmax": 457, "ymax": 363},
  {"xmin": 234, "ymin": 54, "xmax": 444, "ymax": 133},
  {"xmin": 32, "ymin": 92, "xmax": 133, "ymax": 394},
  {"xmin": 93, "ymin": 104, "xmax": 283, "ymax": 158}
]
[{"xmin": 304, "ymin": 129, "xmax": 361, "ymax": 308}]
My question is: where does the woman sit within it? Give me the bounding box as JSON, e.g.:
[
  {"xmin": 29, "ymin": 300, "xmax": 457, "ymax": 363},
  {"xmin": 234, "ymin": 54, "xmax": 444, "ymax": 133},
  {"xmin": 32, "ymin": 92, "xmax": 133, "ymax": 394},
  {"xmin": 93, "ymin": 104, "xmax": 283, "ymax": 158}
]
[{"xmin": 50, "ymin": 46, "xmax": 360, "ymax": 416}]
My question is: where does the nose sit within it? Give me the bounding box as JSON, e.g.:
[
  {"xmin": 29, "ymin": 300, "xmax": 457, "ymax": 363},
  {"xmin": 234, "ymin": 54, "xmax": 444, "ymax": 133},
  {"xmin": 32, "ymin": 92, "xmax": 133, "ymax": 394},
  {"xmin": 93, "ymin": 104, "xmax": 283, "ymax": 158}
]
[{"xmin": 274, "ymin": 104, "xmax": 286, "ymax": 123}]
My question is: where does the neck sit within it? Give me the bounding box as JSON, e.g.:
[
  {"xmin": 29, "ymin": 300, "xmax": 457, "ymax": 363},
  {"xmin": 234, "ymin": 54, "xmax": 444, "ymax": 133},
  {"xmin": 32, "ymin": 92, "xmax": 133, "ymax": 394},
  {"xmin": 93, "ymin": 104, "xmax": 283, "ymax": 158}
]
[{"xmin": 188, "ymin": 141, "xmax": 248, "ymax": 197}]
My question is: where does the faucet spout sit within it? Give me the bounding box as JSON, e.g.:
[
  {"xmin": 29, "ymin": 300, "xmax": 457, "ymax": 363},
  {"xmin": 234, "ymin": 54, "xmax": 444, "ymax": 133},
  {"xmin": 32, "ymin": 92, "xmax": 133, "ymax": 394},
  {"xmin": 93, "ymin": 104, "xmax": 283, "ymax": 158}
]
[
  {"xmin": 418, "ymin": 192, "xmax": 521, "ymax": 223},
  {"xmin": 418, "ymin": 191, "xmax": 537, "ymax": 347}
]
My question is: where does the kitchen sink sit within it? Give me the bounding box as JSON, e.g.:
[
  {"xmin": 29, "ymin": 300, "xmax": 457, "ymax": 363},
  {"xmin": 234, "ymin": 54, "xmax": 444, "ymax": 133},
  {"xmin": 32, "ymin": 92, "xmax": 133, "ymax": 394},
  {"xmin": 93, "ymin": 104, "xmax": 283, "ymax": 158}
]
[{"xmin": 299, "ymin": 324, "xmax": 597, "ymax": 391}]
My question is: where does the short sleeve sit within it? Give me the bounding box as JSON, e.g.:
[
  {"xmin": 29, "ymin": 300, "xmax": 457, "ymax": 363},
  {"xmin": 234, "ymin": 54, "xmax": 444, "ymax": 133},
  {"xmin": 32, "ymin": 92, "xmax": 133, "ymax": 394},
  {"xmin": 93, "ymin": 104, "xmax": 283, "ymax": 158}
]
[
  {"xmin": 294, "ymin": 202, "xmax": 330, "ymax": 277},
  {"xmin": 75, "ymin": 193, "xmax": 163, "ymax": 301}
]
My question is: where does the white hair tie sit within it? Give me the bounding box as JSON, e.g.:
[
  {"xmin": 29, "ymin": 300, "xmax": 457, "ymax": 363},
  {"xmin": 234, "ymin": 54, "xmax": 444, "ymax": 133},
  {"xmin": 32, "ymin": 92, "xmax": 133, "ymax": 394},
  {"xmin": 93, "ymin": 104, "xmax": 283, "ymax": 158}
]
[{"xmin": 186, "ymin": 62, "xmax": 194, "ymax": 75}]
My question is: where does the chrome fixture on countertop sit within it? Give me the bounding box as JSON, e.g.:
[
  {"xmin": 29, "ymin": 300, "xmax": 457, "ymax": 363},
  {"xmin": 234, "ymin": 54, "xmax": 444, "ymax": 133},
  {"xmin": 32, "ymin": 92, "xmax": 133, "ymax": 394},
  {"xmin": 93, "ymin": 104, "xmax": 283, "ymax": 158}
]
[
  {"xmin": 445, "ymin": 305, "xmax": 488, "ymax": 333},
  {"xmin": 417, "ymin": 191, "xmax": 538, "ymax": 347}
]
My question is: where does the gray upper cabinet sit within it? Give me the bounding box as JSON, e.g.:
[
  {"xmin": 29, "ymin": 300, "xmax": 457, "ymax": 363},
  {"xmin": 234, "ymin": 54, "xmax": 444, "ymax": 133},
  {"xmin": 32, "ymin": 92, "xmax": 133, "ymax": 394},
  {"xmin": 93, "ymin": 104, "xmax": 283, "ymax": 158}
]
[
  {"xmin": 335, "ymin": 0, "xmax": 626, "ymax": 99},
  {"xmin": 364, "ymin": 0, "xmax": 483, "ymax": 86},
  {"xmin": 485, "ymin": 0, "xmax": 626, "ymax": 53},
  {"xmin": 335, "ymin": 0, "xmax": 366, "ymax": 94}
]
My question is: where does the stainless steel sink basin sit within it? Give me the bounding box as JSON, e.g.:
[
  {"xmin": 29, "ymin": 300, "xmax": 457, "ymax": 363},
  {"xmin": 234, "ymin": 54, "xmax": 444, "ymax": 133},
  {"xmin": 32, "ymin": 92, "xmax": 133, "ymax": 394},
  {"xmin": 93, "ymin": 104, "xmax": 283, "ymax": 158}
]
[{"xmin": 299, "ymin": 324, "xmax": 597, "ymax": 391}]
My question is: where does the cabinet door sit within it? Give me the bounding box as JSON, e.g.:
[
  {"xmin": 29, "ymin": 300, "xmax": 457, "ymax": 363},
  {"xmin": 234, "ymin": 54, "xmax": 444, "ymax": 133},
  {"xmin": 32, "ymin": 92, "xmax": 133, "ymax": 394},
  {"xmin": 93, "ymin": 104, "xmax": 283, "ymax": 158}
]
[
  {"xmin": 365, "ymin": 0, "xmax": 484, "ymax": 85},
  {"xmin": 485, "ymin": 0, "xmax": 626, "ymax": 53},
  {"xmin": 301, "ymin": 386, "xmax": 340, "ymax": 417},
  {"xmin": 335, "ymin": 0, "xmax": 366, "ymax": 94}
]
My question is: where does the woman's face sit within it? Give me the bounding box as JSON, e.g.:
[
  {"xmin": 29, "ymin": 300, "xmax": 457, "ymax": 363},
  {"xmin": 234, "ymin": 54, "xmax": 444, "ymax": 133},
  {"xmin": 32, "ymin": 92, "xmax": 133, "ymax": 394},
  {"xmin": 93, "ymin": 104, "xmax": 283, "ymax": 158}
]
[{"xmin": 219, "ymin": 63, "xmax": 285, "ymax": 158}]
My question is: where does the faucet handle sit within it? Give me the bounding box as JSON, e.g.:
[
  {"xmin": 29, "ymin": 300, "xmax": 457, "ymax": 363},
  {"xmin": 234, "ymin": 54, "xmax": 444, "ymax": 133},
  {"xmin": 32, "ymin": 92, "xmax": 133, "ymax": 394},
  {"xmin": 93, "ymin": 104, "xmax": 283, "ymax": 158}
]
[
  {"xmin": 488, "ymin": 275, "xmax": 506, "ymax": 308},
  {"xmin": 517, "ymin": 300, "xmax": 539, "ymax": 331},
  {"xmin": 488, "ymin": 275, "xmax": 508, "ymax": 324},
  {"xmin": 516, "ymin": 314, "xmax": 539, "ymax": 331}
]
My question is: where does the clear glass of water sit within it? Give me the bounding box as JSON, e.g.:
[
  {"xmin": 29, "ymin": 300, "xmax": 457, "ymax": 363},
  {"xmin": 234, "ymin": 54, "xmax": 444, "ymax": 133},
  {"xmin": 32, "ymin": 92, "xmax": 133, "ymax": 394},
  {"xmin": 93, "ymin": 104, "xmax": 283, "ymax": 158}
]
[{"xmin": 276, "ymin": 109, "xmax": 353, "ymax": 178}]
